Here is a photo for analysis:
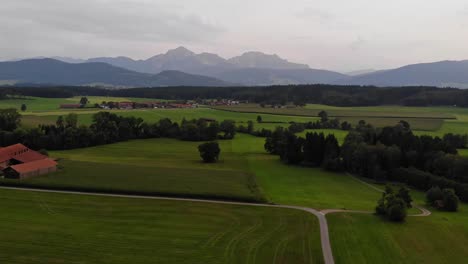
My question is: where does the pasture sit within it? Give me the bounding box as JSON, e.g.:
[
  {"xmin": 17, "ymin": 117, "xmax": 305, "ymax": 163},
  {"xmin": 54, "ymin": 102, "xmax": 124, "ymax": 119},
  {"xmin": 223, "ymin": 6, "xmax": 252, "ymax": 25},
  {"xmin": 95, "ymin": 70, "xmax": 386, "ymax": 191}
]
[
  {"xmin": 0, "ymin": 188, "xmax": 323, "ymax": 264},
  {"xmin": 2, "ymin": 136, "xmax": 267, "ymax": 202},
  {"xmin": 1, "ymin": 134, "xmax": 382, "ymax": 210},
  {"xmin": 7, "ymin": 96, "xmax": 468, "ymax": 136},
  {"xmin": 328, "ymin": 188, "xmax": 468, "ymax": 264},
  {"xmin": 0, "ymin": 96, "xmax": 155, "ymax": 112},
  {"xmin": 212, "ymin": 104, "xmax": 468, "ymax": 132},
  {"xmin": 213, "ymin": 104, "xmax": 456, "ymax": 119},
  {"xmin": 459, "ymin": 149, "xmax": 468, "ymax": 157}
]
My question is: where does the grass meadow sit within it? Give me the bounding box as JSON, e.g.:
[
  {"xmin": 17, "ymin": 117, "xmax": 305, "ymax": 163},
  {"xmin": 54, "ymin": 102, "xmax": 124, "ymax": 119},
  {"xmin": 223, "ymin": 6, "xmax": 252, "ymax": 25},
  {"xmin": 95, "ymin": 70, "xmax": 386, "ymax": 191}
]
[
  {"xmin": 213, "ymin": 104, "xmax": 468, "ymax": 132},
  {"xmin": 327, "ymin": 187, "xmax": 468, "ymax": 264},
  {"xmin": 213, "ymin": 104, "xmax": 456, "ymax": 119},
  {"xmin": 2, "ymin": 96, "xmax": 468, "ymax": 263},
  {"xmin": 0, "ymin": 188, "xmax": 323, "ymax": 264},
  {"xmin": 459, "ymin": 149, "xmax": 468, "ymax": 157},
  {"xmin": 0, "ymin": 134, "xmax": 382, "ymax": 210}
]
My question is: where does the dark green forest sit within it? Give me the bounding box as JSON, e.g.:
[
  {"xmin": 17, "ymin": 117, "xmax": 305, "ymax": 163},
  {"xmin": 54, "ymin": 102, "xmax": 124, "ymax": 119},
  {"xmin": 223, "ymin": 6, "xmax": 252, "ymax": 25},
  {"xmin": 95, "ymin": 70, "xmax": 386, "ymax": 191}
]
[{"xmin": 2, "ymin": 85, "xmax": 468, "ymax": 107}]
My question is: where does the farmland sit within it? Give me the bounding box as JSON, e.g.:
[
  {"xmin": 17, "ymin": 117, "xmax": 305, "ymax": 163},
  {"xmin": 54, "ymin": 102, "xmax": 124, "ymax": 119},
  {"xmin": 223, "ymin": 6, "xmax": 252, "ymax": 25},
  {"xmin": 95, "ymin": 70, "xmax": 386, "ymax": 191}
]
[
  {"xmin": 0, "ymin": 188, "xmax": 322, "ymax": 264},
  {"xmin": 212, "ymin": 104, "xmax": 468, "ymax": 132},
  {"xmin": 1, "ymin": 96, "xmax": 468, "ymax": 263},
  {"xmin": 328, "ymin": 188, "xmax": 468, "ymax": 264},
  {"xmin": 0, "ymin": 134, "xmax": 381, "ymax": 210}
]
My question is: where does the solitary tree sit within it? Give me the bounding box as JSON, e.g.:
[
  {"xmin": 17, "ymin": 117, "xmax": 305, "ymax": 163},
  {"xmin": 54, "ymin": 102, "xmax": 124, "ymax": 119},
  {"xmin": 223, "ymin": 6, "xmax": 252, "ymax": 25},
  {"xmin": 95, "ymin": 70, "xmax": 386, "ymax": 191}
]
[
  {"xmin": 21, "ymin": 104, "xmax": 27, "ymax": 112},
  {"xmin": 198, "ymin": 142, "xmax": 221, "ymax": 163},
  {"xmin": 257, "ymin": 115, "xmax": 263, "ymax": 123},
  {"xmin": 442, "ymin": 188, "xmax": 459, "ymax": 212},
  {"xmin": 80, "ymin": 97, "xmax": 89, "ymax": 105},
  {"xmin": 318, "ymin": 110, "xmax": 329, "ymax": 123}
]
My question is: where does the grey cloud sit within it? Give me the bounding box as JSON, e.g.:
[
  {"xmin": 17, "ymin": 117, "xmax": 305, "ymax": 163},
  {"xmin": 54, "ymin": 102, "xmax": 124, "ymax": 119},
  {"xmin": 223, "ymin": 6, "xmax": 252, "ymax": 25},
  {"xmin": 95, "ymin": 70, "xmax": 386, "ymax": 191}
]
[
  {"xmin": 296, "ymin": 7, "xmax": 334, "ymax": 23},
  {"xmin": 0, "ymin": 0, "xmax": 224, "ymax": 46},
  {"xmin": 349, "ymin": 37, "xmax": 366, "ymax": 51}
]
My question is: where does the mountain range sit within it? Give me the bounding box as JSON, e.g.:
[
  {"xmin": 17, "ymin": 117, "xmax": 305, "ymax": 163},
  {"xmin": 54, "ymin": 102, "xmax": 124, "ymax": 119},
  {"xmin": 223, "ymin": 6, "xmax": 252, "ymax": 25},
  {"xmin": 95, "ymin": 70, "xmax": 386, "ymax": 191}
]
[
  {"xmin": 2, "ymin": 47, "xmax": 468, "ymax": 88},
  {"xmin": 83, "ymin": 47, "xmax": 347, "ymax": 86},
  {"xmin": 0, "ymin": 58, "xmax": 231, "ymax": 87}
]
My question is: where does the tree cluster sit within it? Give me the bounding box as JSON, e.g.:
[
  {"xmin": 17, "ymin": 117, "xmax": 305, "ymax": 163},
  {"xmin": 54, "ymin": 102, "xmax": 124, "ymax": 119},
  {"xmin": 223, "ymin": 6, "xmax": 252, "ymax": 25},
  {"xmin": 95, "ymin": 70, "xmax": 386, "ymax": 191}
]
[
  {"xmin": 375, "ymin": 185, "xmax": 412, "ymax": 222},
  {"xmin": 426, "ymin": 186, "xmax": 459, "ymax": 211},
  {"xmin": 264, "ymin": 128, "xmax": 342, "ymax": 171},
  {"xmin": 341, "ymin": 121, "xmax": 468, "ymax": 182},
  {"xmin": 0, "ymin": 110, "xmax": 237, "ymax": 151}
]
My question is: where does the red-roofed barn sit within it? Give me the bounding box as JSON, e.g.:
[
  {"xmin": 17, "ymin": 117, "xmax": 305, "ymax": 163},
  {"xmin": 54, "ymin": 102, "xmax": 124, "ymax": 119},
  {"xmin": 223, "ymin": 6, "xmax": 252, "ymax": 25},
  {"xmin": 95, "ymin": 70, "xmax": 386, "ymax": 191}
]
[
  {"xmin": 0, "ymin": 144, "xmax": 57, "ymax": 179},
  {"xmin": 4, "ymin": 159, "xmax": 57, "ymax": 179}
]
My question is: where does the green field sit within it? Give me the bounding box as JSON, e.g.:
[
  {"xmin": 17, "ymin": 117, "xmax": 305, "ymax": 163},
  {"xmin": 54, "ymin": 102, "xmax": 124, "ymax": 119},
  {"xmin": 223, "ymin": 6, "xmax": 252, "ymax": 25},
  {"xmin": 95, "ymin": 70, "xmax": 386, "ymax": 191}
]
[
  {"xmin": 328, "ymin": 189, "xmax": 468, "ymax": 264},
  {"xmin": 213, "ymin": 104, "xmax": 456, "ymax": 119},
  {"xmin": 0, "ymin": 134, "xmax": 381, "ymax": 210},
  {"xmin": 5, "ymin": 97, "xmax": 467, "ymax": 136},
  {"xmin": 0, "ymin": 96, "xmax": 156, "ymax": 112},
  {"xmin": 20, "ymin": 107, "xmax": 319, "ymax": 128},
  {"xmin": 0, "ymin": 188, "xmax": 322, "ymax": 264},
  {"xmin": 2, "ymin": 96, "xmax": 468, "ymax": 263},
  {"xmin": 212, "ymin": 104, "xmax": 468, "ymax": 132},
  {"xmin": 1, "ymin": 135, "xmax": 267, "ymax": 202},
  {"xmin": 459, "ymin": 149, "xmax": 468, "ymax": 157}
]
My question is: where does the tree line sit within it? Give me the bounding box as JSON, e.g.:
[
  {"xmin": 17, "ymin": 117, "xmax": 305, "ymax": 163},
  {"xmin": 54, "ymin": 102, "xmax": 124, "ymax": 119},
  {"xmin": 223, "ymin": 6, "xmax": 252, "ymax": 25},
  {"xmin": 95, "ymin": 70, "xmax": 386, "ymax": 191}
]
[
  {"xmin": 263, "ymin": 119, "xmax": 468, "ymax": 204},
  {"xmin": 3, "ymin": 85, "xmax": 468, "ymax": 107},
  {"xmin": 0, "ymin": 109, "xmax": 237, "ymax": 150}
]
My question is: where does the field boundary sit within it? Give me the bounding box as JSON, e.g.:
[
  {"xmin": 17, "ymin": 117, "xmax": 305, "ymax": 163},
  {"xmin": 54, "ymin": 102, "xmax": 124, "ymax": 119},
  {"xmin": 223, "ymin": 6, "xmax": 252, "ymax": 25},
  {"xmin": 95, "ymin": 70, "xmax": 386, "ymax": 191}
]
[
  {"xmin": 0, "ymin": 181, "xmax": 266, "ymax": 204},
  {"xmin": 210, "ymin": 107, "xmax": 456, "ymax": 120}
]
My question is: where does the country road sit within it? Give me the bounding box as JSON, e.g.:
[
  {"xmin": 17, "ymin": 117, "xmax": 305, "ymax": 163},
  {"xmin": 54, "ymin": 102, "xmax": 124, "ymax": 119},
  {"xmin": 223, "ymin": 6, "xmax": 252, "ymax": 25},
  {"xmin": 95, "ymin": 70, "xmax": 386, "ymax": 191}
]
[{"xmin": 0, "ymin": 185, "xmax": 431, "ymax": 264}]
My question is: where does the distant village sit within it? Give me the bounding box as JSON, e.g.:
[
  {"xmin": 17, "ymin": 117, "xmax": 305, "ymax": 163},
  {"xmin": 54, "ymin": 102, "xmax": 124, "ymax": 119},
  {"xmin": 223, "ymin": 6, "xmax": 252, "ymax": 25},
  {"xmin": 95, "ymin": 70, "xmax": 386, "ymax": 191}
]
[{"xmin": 60, "ymin": 98, "xmax": 242, "ymax": 110}]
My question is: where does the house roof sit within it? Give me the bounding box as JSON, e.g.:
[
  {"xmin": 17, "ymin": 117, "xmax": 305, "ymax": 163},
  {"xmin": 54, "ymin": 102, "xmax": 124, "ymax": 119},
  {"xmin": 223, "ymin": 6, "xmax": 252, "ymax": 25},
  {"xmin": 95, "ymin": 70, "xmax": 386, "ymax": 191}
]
[
  {"xmin": 9, "ymin": 158, "xmax": 57, "ymax": 174},
  {"xmin": 0, "ymin": 143, "xmax": 47, "ymax": 163}
]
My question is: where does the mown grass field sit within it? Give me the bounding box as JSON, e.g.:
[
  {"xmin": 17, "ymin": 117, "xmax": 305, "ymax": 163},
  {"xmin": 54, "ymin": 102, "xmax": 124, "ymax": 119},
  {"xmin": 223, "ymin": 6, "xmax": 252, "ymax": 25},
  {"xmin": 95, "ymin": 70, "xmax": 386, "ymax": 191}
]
[
  {"xmin": 6, "ymin": 96, "xmax": 467, "ymax": 135},
  {"xmin": 0, "ymin": 96, "xmax": 157, "ymax": 112},
  {"xmin": 459, "ymin": 149, "xmax": 468, "ymax": 157},
  {"xmin": 213, "ymin": 104, "xmax": 456, "ymax": 119},
  {"xmin": 2, "ymin": 97, "xmax": 468, "ymax": 263},
  {"xmin": 1, "ymin": 134, "xmax": 382, "ymax": 210},
  {"xmin": 0, "ymin": 188, "xmax": 323, "ymax": 264},
  {"xmin": 212, "ymin": 104, "xmax": 468, "ymax": 132},
  {"xmin": 1, "ymin": 135, "xmax": 267, "ymax": 202},
  {"xmin": 20, "ymin": 107, "xmax": 319, "ymax": 128},
  {"xmin": 327, "ymin": 187, "xmax": 468, "ymax": 264}
]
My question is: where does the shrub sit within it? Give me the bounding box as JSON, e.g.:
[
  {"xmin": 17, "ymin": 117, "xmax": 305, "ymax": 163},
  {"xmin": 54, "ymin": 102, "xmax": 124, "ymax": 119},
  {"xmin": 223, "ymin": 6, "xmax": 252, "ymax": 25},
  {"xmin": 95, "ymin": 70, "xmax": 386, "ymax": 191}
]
[
  {"xmin": 387, "ymin": 201, "xmax": 407, "ymax": 222},
  {"xmin": 442, "ymin": 188, "xmax": 459, "ymax": 212},
  {"xmin": 426, "ymin": 186, "xmax": 443, "ymax": 206}
]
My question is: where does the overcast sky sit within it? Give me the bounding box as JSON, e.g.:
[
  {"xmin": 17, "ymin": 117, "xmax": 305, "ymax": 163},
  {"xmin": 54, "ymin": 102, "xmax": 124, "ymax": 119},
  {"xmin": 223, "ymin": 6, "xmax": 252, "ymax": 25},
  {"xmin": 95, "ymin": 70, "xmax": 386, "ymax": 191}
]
[{"xmin": 1, "ymin": 0, "xmax": 468, "ymax": 72}]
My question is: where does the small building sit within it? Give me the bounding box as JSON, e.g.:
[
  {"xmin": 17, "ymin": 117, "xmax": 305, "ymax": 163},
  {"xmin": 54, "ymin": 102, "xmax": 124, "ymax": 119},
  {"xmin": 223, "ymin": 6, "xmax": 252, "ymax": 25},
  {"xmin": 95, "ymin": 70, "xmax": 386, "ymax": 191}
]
[
  {"xmin": 118, "ymin": 102, "xmax": 134, "ymax": 109},
  {"xmin": 4, "ymin": 159, "xmax": 57, "ymax": 179}
]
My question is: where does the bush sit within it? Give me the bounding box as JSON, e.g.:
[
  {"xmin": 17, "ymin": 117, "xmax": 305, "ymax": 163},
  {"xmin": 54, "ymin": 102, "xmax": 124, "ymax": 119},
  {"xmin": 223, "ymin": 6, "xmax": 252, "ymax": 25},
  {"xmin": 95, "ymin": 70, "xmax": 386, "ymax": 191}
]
[
  {"xmin": 198, "ymin": 142, "xmax": 221, "ymax": 163},
  {"xmin": 375, "ymin": 185, "xmax": 410, "ymax": 222},
  {"xmin": 387, "ymin": 202, "xmax": 407, "ymax": 222},
  {"xmin": 426, "ymin": 186, "xmax": 443, "ymax": 206},
  {"xmin": 392, "ymin": 167, "xmax": 468, "ymax": 203},
  {"xmin": 442, "ymin": 188, "xmax": 459, "ymax": 212}
]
